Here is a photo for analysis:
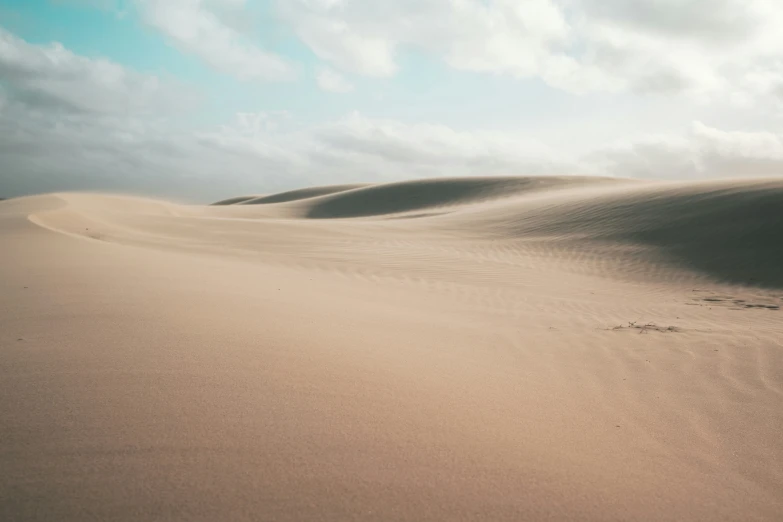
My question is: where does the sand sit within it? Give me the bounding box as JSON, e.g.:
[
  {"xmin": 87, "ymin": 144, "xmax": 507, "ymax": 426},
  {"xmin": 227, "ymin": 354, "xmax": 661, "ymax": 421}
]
[{"xmin": 1, "ymin": 176, "xmax": 782, "ymax": 521}]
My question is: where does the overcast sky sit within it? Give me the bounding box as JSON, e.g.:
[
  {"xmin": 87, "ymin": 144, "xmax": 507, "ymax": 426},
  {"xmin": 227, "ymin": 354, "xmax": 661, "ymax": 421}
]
[{"xmin": 1, "ymin": 0, "xmax": 783, "ymax": 202}]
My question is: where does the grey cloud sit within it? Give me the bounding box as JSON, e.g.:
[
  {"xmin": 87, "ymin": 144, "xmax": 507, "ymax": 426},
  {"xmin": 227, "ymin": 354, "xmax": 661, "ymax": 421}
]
[
  {"xmin": 0, "ymin": 28, "xmax": 191, "ymax": 115},
  {"xmin": 0, "ymin": 28, "xmax": 298, "ymax": 201},
  {"xmin": 0, "ymin": 104, "xmax": 303, "ymax": 202},
  {"xmin": 315, "ymin": 131, "xmax": 445, "ymax": 166},
  {"xmin": 588, "ymin": 123, "xmax": 783, "ymax": 180},
  {"xmin": 279, "ymin": 0, "xmax": 783, "ymax": 103},
  {"xmin": 576, "ymin": 0, "xmax": 757, "ymax": 42}
]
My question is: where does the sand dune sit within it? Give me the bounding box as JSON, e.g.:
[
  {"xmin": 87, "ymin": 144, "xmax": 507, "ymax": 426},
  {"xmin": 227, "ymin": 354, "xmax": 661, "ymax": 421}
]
[
  {"xmin": 2, "ymin": 176, "xmax": 782, "ymax": 521},
  {"xmin": 234, "ymin": 183, "xmax": 370, "ymax": 206},
  {"xmin": 210, "ymin": 195, "xmax": 265, "ymax": 206},
  {"xmin": 218, "ymin": 176, "xmax": 622, "ymax": 218}
]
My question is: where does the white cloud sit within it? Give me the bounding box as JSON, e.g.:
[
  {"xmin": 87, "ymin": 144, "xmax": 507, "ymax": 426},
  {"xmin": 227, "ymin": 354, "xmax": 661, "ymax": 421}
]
[
  {"xmin": 217, "ymin": 115, "xmax": 783, "ymax": 185},
  {"xmin": 138, "ymin": 0, "xmax": 296, "ymax": 82},
  {"xmin": 315, "ymin": 66, "xmax": 354, "ymax": 93},
  {"xmin": 54, "ymin": 0, "xmax": 783, "ymax": 105},
  {"xmin": 311, "ymin": 112, "xmax": 558, "ymax": 173},
  {"xmin": 278, "ymin": 0, "xmax": 571, "ymax": 79},
  {"xmin": 197, "ymin": 111, "xmax": 572, "ymax": 189},
  {"xmin": 58, "ymin": 0, "xmax": 783, "ymax": 105},
  {"xmin": 575, "ymin": 0, "xmax": 758, "ymax": 42},
  {"xmin": 589, "ymin": 122, "xmax": 783, "ymax": 179},
  {"xmin": 570, "ymin": 0, "xmax": 783, "ymax": 99},
  {"xmin": 277, "ymin": 0, "xmax": 783, "ymax": 103}
]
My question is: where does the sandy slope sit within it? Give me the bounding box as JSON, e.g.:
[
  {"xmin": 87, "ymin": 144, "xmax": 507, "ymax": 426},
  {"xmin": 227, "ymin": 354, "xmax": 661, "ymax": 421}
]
[{"xmin": 2, "ymin": 176, "xmax": 782, "ymax": 521}]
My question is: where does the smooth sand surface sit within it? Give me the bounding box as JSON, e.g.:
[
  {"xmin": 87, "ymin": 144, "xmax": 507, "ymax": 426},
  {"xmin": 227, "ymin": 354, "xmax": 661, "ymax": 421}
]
[{"xmin": 2, "ymin": 176, "xmax": 782, "ymax": 521}]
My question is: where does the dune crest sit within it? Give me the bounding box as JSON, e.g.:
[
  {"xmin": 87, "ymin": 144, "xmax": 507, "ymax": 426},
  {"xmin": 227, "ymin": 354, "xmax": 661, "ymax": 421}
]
[
  {"xmin": 236, "ymin": 183, "xmax": 370, "ymax": 205},
  {"xmin": 218, "ymin": 176, "xmax": 624, "ymax": 218}
]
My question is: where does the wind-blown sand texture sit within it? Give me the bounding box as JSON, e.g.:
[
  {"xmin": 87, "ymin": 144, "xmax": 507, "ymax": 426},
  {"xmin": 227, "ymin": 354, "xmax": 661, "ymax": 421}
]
[{"xmin": 2, "ymin": 176, "xmax": 782, "ymax": 521}]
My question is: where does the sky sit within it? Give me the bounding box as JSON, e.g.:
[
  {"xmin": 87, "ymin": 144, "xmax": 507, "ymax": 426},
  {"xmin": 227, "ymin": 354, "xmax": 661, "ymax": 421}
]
[{"xmin": 1, "ymin": 0, "xmax": 783, "ymax": 202}]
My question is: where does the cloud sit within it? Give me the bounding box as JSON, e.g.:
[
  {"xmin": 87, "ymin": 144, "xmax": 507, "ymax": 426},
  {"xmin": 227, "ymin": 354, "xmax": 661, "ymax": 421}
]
[
  {"xmin": 0, "ymin": 27, "xmax": 188, "ymax": 115},
  {"xmin": 277, "ymin": 0, "xmax": 783, "ymax": 103},
  {"xmin": 589, "ymin": 122, "xmax": 783, "ymax": 179},
  {"xmin": 575, "ymin": 0, "xmax": 758, "ymax": 42},
  {"xmin": 315, "ymin": 66, "xmax": 354, "ymax": 93},
  {"xmin": 0, "ymin": 99, "xmax": 311, "ymax": 202},
  {"xmin": 0, "ymin": 28, "xmax": 296, "ymax": 200},
  {"xmin": 138, "ymin": 0, "xmax": 296, "ymax": 82},
  {"xmin": 310, "ymin": 112, "xmax": 560, "ymax": 175},
  {"xmin": 278, "ymin": 0, "xmax": 570, "ymax": 79},
  {"xmin": 58, "ymin": 0, "xmax": 783, "ymax": 104},
  {"xmin": 196, "ymin": 111, "xmax": 573, "ymax": 191}
]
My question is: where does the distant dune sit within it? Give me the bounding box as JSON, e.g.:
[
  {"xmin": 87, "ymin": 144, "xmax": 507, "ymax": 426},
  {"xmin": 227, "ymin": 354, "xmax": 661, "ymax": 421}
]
[
  {"xmin": 210, "ymin": 194, "xmax": 265, "ymax": 205},
  {"xmin": 214, "ymin": 176, "xmax": 783, "ymax": 287},
  {"xmin": 235, "ymin": 183, "xmax": 370, "ymax": 205},
  {"xmin": 2, "ymin": 176, "xmax": 782, "ymax": 521},
  {"xmin": 218, "ymin": 176, "xmax": 622, "ymax": 217}
]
